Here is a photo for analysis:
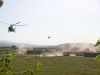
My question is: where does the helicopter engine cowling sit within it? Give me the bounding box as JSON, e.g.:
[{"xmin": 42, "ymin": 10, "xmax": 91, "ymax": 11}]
[{"xmin": 0, "ymin": 0, "xmax": 3, "ymax": 7}]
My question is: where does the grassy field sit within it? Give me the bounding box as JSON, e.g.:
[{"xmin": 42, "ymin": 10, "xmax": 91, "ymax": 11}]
[{"xmin": 2, "ymin": 55, "xmax": 100, "ymax": 75}]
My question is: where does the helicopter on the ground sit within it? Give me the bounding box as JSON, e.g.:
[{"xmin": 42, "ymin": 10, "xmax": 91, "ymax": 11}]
[{"xmin": 0, "ymin": 21, "xmax": 27, "ymax": 33}]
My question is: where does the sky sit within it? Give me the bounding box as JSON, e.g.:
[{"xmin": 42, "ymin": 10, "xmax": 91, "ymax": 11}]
[{"xmin": 0, "ymin": 0, "xmax": 100, "ymax": 45}]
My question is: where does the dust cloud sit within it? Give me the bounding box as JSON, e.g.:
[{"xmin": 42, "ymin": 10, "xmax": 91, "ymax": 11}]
[
  {"xmin": 68, "ymin": 43, "xmax": 97, "ymax": 52},
  {"xmin": 15, "ymin": 48, "xmax": 27, "ymax": 54},
  {"xmin": 44, "ymin": 43, "xmax": 98, "ymax": 56},
  {"xmin": 15, "ymin": 43, "xmax": 99, "ymax": 56}
]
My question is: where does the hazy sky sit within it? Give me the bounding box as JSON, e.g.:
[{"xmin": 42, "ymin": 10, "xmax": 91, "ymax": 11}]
[{"xmin": 0, "ymin": 0, "xmax": 100, "ymax": 45}]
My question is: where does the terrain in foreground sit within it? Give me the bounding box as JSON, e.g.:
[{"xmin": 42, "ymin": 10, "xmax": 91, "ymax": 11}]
[{"xmin": 1, "ymin": 55, "xmax": 100, "ymax": 75}]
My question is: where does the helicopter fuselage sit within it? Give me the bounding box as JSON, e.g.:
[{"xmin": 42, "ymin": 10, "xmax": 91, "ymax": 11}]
[{"xmin": 8, "ymin": 26, "xmax": 15, "ymax": 33}]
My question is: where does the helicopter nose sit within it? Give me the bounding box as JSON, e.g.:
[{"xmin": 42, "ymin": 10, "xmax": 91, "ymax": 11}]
[{"xmin": 0, "ymin": 0, "xmax": 3, "ymax": 7}]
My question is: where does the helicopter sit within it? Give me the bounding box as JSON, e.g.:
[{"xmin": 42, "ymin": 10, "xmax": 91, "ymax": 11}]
[
  {"xmin": 0, "ymin": 21, "xmax": 27, "ymax": 33},
  {"xmin": 48, "ymin": 36, "xmax": 51, "ymax": 39}
]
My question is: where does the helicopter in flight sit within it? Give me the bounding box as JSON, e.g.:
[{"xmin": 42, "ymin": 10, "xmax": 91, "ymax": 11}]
[
  {"xmin": 48, "ymin": 36, "xmax": 51, "ymax": 39},
  {"xmin": 0, "ymin": 21, "xmax": 27, "ymax": 33}
]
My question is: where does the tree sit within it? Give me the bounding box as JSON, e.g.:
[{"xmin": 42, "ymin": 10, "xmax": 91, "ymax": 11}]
[
  {"xmin": 95, "ymin": 38, "xmax": 100, "ymax": 46},
  {"xmin": 94, "ymin": 38, "xmax": 100, "ymax": 62},
  {"xmin": 11, "ymin": 45, "xmax": 17, "ymax": 50}
]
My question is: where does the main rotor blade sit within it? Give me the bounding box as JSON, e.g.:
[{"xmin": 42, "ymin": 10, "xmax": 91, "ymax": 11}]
[
  {"xmin": 15, "ymin": 24, "xmax": 27, "ymax": 26},
  {"xmin": 13, "ymin": 22, "xmax": 20, "ymax": 25},
  {"xmin": 0, "ymin": 21, "xmax": 10, "ymax": 25}
]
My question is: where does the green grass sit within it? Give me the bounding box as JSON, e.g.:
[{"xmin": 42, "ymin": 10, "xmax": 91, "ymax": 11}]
[{"xmin": 2, "ymin": 55, "xmax": 100, "ymax": 75}]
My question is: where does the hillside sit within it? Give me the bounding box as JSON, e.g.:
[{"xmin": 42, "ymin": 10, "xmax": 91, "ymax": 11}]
[
  {"xmin": 0, "ymin": 40, "xmax": 42, "ymax": 48},
  {"xmin": 0, "ymin": 40, "xmax": 99, "ymax": 52}
]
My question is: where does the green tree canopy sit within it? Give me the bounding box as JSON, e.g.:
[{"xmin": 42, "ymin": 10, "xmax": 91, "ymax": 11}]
[
  {"xmin": 11, "ymin": 45, "xmax": 18, "ymax": 50},
  {"xmin": 95, "ymin": 38, "xmax": 100, "ymax": 46}
]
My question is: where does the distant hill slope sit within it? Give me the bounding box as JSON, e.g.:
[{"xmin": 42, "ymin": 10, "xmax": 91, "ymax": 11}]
[
  {"xmin": 0, "ymin": 40, "xmax": 98, "ymax": 52},
  {"xmin": 0, "ymin": 40, "xmax": 42, "ymax": 48},
  {"xmin": 0, "ymin": 41, "xmax": 15, "ymax": 46}
]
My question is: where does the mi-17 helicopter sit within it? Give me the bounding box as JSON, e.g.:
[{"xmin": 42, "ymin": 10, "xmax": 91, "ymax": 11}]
[
  {"xmin": 48, "ymin": 36, "xmax": 51, "ymax": 39},
  {"xmin": 0, "ymin": 21, "xmax": 27, "ymax": 33}
]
